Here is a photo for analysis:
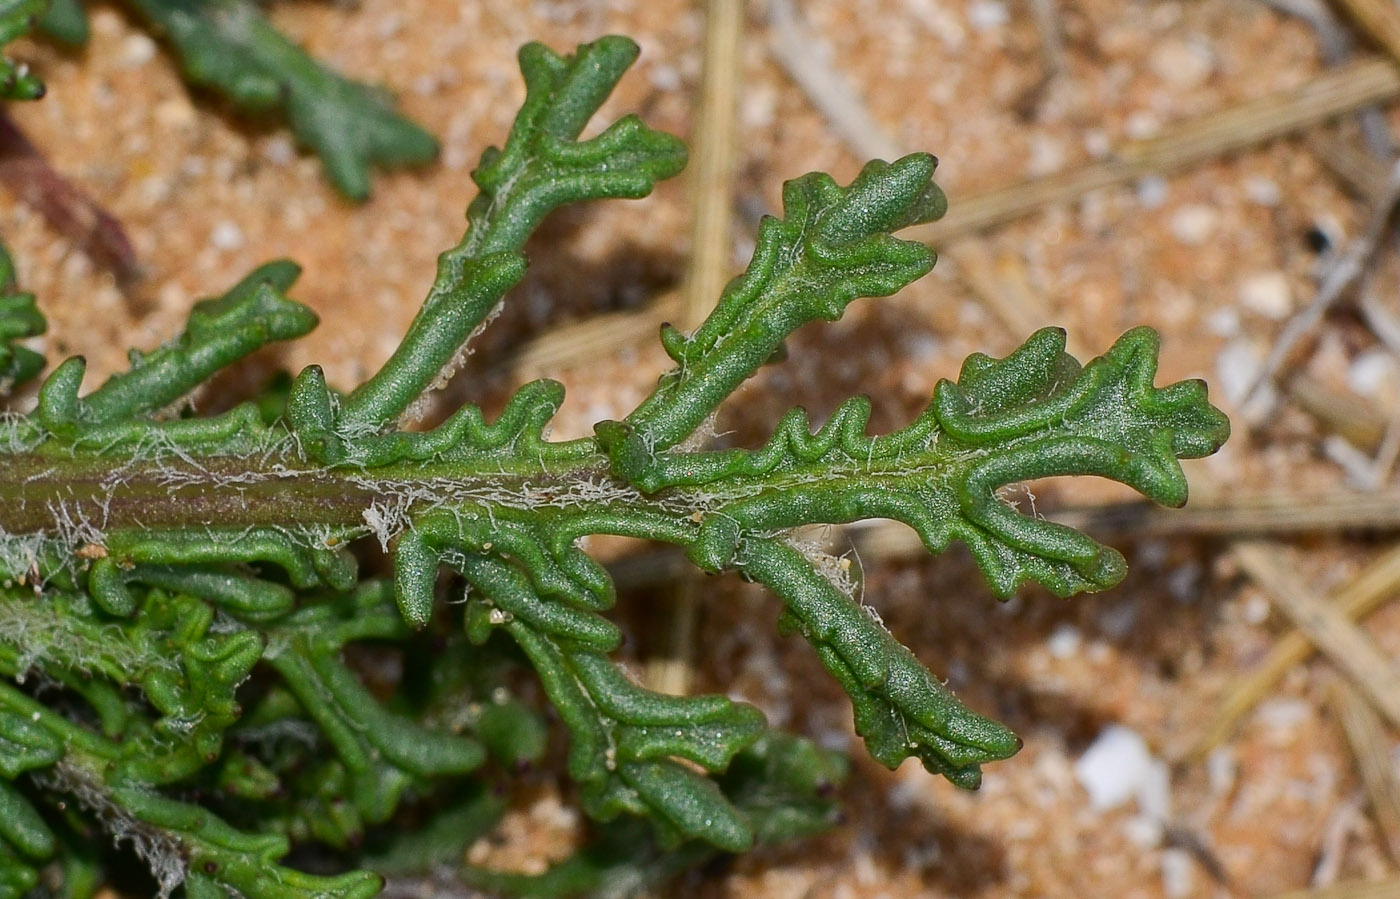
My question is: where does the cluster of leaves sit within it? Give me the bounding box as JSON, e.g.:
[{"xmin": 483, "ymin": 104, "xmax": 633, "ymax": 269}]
[{"xmin": 0, "ymin": 27, "xmax": 1229, "ymax": 899}]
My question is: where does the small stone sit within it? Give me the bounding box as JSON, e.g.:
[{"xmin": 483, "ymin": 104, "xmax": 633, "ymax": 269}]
[
  {"xmin": 647, "ymin": 63, "xmax": 682, "ymax": 92},
  {"xmin": 967, "ymin": 1, "xmax": 1009, "ymax": 31},
  {"xmin": 209, "ymin": 220, "xmax": 244, "ymax": 252},
  {"xmin": 1027, "ymin": 134, "xmax": 1065, "ymax": 176},
  {"xmin": 1161, "ymin": 848, "xmax": 1195, "ymax": 899},
  {"xmin": 1148, "ymin": 38, "xmax": 1214, "ymax": 90},
  {"xmin": 1083, "ymin": 129, "xmax": 1111, "ymax": 158},
  {"xmin": 1245, "ymin": 176, "xmax": 1281, "ymax": 206},
  {"xmin": 261, "ymin": 135, "xmax": 296, "ymax": 166},
  {"xmin": 1348, "ymin": 348, "xmax": 1397, "ymax": 398},
  {"xmin": 1238, "ymin": 271, "xmax": 1292, "ymax": 319},
  {"xmin": 119, "ymin": 33, "xmax": 157, "ymax": 68},
  {"xmin": 1125, "ymin": 110, "xmax": 1161, "ymax": 140},
  {"xmin": 1136, "ymin": 176, "xmax": 1168, "ymax": 209},
  {"xmin": 153, "ymin": 99, "xmax": 195, "ymax": 130},
  {"xmin": 1170, "ymin": 204, "xmax": 1219, "ymax": 245},
  {"xmin": 1074, "ymin": 725, "xmax": 1159, "ymax": 812},
  {"xmin": 1047, "ymin": 624, "xmax": 1081, "ymax": 659},
  {"xmin": 1205, "ymin": 306, "xmax": 1240, "ymax": 338}
]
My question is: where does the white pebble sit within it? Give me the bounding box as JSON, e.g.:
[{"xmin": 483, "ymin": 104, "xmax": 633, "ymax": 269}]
[
  {"xmin": 1136, "ymin": 176, "xmax": 1168, "ymax": 209},
  {"xmin": 119, "ymin": 33, "xmax": 157, "ymax": 68},
  {"xmin": 647, "ymin": 63, "xmax": 682, "ymax": 92},
  {"xmin": 1125, "ymin": 110, "xmax": 1162, "ymax": 140},
  {"xmin": 1161, "ymin": 848, "xmax": 1195, "ymax": 899},
  {"xmin": 1165, "ymin": 561, "xmax": 1202, "ymax": 603},
  {"xmin": 261, "ymin": 135, "xmax": 296, "ymax": 166},
  {"xmin": 1097, "ymin": 601, "xmax": 1137, "ymax": 640},
  {"xmin": 209, "ymin": 221, "xmax": 245, "ymax": 252},
  {"xmin": 1245, "ymin": 176, "xmax": 1281, "ymax": 206},
  {"xmin": 1215, "ymin": 338, "xmax": 1264, "ymax": 406},
  {"xmin": 1027, "ymin": 134, "xmax": 1065, "ymax": 177},
  {"xmin": 1074, "ymin": 724, "xmax": 1160, "ymax": 812},
  {"xmin": 1205, "ymin": 746, "xmax": 1237, "ymax": 795},
  {"xmin": 1205, "ymin": 306, "xmax": 1240, "ymax": 338},
  {"xmin": 1255, "ymin": 697, "xmax": 1310, "ymax": 737},
  {"xmin": 1047, "ymin": 624, "xmax": 1081, "ymax": 659},
  {"xmin": 1148, "ymin": 39, "xmax": 1214, "ymax": 90},
  {"xmin": 1238, "ymin": 271, "xmax": 1292, "ymax": 319},
  {"xmin": 967, "ymin": 0, "xmax": 1009, "ymax": 31},
  {"xmin": 1348, "ymin": 348, "xmax": 1397, "ymax": 398},
  {"xmin": 1170, "ymin": 204, "xmax": 1219, "ymax": 245},
  {"xmin": 1083, "ymin": 130, "xmax": 1111, "ymax": 159}
]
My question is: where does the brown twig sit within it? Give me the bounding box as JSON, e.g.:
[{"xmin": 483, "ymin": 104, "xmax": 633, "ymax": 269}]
[
  {"xmin": 644, "ymin": 0, "xmax": 744, "ymax": 699},
  {"xmin": 0, "ymin": 111, "xmax": 138, "ymax": 281},
  {"xmin": 1286, "ymin": 372, "xmax": 1388, "ymax": 451},
  {"xmin": 1231, "ymin": 541, "xmax": 1400, "ymax": 730},
  {"xmin": 906, "ymin": 57, "xmax": 1400, "ymax": 245},
  {"xmin": 1190, "ymin": 541, "xmax": 1400, "ymax": 757},
  {"xmin": 1269, "ymin": 876, "xmax": 1400, "ymax": 899},
  {"xmin": 765, "ymin": 0, "xmax": 903, "ymax": 162},
  {"xmin": 1332, "ymin": 0, "xmax": 1400, "ymax": 62},
  {"xmin": 1242, "ymin": 156, "xmax": 1400, "ymax": 409},
  {"xmin": 1329, "ymin": 679, "xmax": 1400, "ymax": 866}
]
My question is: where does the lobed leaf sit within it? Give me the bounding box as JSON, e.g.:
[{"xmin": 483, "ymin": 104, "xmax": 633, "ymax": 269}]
[
  {"xmin": 124, "ymin": 0, "xmax": 436, "ymax": 201},
  {"xmin": 609, "ymin": 153, "xmax": 945, "ymax": 457},
  {"xmin": 0, "ymin": 0, "xmax": 44, "ymax": 101},
  {"xmin": 0, "ymin": 241, "xmax": 44, "ymax": 391}
]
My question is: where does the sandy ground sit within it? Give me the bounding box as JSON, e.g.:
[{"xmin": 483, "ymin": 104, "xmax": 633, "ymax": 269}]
[{"xmin": 6, "ymin": 1, "xmax": 1400, "ymax": 897}]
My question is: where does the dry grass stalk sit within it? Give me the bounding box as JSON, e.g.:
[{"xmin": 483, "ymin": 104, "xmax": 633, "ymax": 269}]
[
  {"xmin": 1230, "ymin": 540, "xmax": 1400, "ymax": 730},
  {"xmin": 905, "ymin": 57, "xmax": 1400, "ymax": 245},
  {"xmin": 1190, "ymin": 540, "xmax": 1400, "ymax": 757},
  {"xmin": 1046, "ymin": 486, "xmax": 1400, "ymax": 537},
  {"xmin": 507, "ymin": 57, "xmax": 1400, "ymax": 377},
  {"xmin": 1333, "ymin": 0, "xmax": 1400, "ymax": 62},
  {"xmin": 1028, "ymin": 0, "xmax": 1067, "ymax": 77},
  {"xmin": 1269, "ymin": 875, "xmax": 1400, "ymax": 899},
  {"xmin": 508, "ymin": 289, "xmax": 680, "ymax": 379},
  {"xmin": 1306, "ymin": 130, "xmax": 1394, "ymax": 198},
  {"xmin": 644, "ymin": 0, "xmax": 744, "ymax": 699},
  {"xmin": 1286, "ymin": 372, "xmax": 1388, "ymax": 451},
  {"xmin": 1358, "ymin": 290, "xmax": 1400, "ymax": 356},
  {"xmin": 1329, "ymin": 679, "xmax": 1400, "ymax": 866},
  {"xmin": 0, "ymin": 113, "xmax": 138, "ymax": 280},
  {"xmin": 1243, "ymin": 157, "xmax": 1400, "ymax": 409},
  {"xmin": 679, "ymin": 0, "xmax": 742, "ymax": 331},
  {"xmin": 942, "ymin": 239, "xmax": 1091, "ymax": 359},
  {"xmin": 766, "ymin": 0, "xmax": 904, "ymax": 162}
]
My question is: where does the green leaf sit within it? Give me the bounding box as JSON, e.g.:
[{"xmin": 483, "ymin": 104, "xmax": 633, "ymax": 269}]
[
  {"xmin": 610, "ymin": 153, "xmax": 945, "ymax": 457},
  {"xmin": 77, "ymin": 260, "xmax": 314, "ymax": 425},
  {"xmin": 501, "ymin": 610, "xmax": 765, "ymax": 850},
  {"xmin": 0, "ymin": 0, "xmax": 45, "ymax": 101},
  {"xmin": 0, "ymin": 779, "xmax": 54, "ymax": 861},
  {"xmin": 35, "ymin": 0, "xmax": 87, "ymax": 46},
  {"xmin": 337, "ymin": 34, "xmax": 686, "ymax": 431},
  {"xmin": 743, "ymin": 537, "xmax": 1020, "ymax": 783},
  {"xmin": 0, "ymin": 241, "xmax": 45, "ymax": 391},
  {"xmin": 124, "ymin": 0, "xmax": 436, "ymax": 200},
  {"xmin": 617, "ymin": 326, "xmax": 1229, "ymax": 597}
]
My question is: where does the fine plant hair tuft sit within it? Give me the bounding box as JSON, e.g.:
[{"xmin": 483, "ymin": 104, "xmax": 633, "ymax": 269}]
[{"xmin": 0, "ymin": 28, "xmax": 1229, "ymax": 899}]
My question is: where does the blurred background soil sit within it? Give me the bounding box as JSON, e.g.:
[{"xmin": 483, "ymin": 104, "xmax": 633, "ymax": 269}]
[{"xmin": 8, "ymin": 1, "xmax": 1400, "ymax": 897}]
